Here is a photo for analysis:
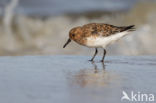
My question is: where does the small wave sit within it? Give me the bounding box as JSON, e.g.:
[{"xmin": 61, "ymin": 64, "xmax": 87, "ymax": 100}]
[{"xmin": 0, "ymin": 1, "xmax": 156, "ymax": 56}]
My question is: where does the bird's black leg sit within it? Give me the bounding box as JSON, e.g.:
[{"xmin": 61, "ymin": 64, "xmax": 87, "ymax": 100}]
[
  {"xmin": 89, "ymin": 48, "xmax": 98, "ymax": 62},
  {"xmin": 100, "ymin": 49, "xmax": 106, "ymax": 62}
]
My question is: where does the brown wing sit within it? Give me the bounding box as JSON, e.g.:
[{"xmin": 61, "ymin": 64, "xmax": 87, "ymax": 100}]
[{"xmin": 82, "ymin": 23, "xmax": 135, "ymax": 37}]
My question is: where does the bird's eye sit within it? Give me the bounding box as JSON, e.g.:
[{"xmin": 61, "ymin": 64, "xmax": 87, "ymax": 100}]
[{"xmin": 72, "ymin": 34, "xmax": 75, "ymax": 37}]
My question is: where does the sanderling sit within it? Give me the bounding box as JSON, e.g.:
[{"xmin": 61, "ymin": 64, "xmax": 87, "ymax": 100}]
[{"xmin": 63, "ymin": 23, "xmax": 135, "ymax": 62}]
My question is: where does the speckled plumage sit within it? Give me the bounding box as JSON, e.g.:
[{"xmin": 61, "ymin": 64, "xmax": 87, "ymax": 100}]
[
  {"xmin": 63, "ymin": 23, "xmax": 135, "ymax": 62},
  {"xmin": 68, "ymin": 23, "xmax": 135, "ymax": 46}
]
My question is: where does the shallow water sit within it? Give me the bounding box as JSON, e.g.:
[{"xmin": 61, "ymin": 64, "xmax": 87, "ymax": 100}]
[
  {"xmin": 0, "ymin": 56, "xmax": 155, "ymax": 103},
  {"xmin": 0, "ymin": 0, "xmax": 136, "ymax": 15}
]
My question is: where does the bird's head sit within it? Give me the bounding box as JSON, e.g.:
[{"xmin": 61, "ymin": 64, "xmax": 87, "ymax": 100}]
[{"xmin": 63, "ymin": 27, "xmax": 82, "ymax": 48}]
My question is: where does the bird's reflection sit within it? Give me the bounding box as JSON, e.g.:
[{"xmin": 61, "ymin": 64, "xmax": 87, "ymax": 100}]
[
  {"xmin": 68, "ymin": 62, "xmax": 113, "ymax": 88},
  {"xmin": 91, "ymin": 61, "xmax": 105, "ymax": 73}
]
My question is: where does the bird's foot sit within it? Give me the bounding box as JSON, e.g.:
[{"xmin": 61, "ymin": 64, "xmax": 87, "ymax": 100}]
[
  {"xmin": 100, "ymin": 60, "xmax": 104, "ymax": 62},
  {"xmin": 88, "ymin": 59, "xmax": 94, "ymax": 62}
]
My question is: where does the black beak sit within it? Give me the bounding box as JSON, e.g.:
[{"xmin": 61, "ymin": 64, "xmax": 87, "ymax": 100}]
[{"xmin": 63, "ymin": 39, "xmax": 71, "ymax": 48}]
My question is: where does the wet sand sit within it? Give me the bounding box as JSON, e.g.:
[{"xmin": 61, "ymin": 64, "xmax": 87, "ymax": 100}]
[{"xmin": 0, "ymin": 56, "xmax": 156, "ymax": 103}]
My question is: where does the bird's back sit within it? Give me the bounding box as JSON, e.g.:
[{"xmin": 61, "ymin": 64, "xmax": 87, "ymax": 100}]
[{"xmin": 82, "ymin": 23, "xmax": 135, "ymax": 37}]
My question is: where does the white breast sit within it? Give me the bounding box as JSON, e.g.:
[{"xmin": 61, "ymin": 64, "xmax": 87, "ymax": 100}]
[{"xmin": 86, "ymin": 31, "xmax": 129, "ymax": 48}]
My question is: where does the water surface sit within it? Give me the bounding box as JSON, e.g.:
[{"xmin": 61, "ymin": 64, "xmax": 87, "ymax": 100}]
[{"xmin": 0, "ymin": 56, "xmax": 155, "ymax": 103}]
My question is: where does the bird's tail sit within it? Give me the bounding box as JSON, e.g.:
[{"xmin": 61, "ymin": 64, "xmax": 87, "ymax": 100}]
[{"xmin": 120, "ymin": 25, "xmax": 135, "ymax": 32}]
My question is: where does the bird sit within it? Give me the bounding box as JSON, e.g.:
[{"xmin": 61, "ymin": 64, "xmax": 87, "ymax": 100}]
[{"xmin": 63, "ymin": 23, "xmax": 135, "ymax": 62}]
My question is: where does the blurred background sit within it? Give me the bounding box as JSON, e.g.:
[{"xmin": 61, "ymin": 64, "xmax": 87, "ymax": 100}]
[{"xmin": 0, "ymin": 0, "xmax": 156, "ymax": 56}]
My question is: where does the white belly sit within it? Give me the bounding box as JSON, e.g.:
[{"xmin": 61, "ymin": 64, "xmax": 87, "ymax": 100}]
[{"xmin": 86, "ymin": 31, "xmax": 129, "ymax": 48}]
